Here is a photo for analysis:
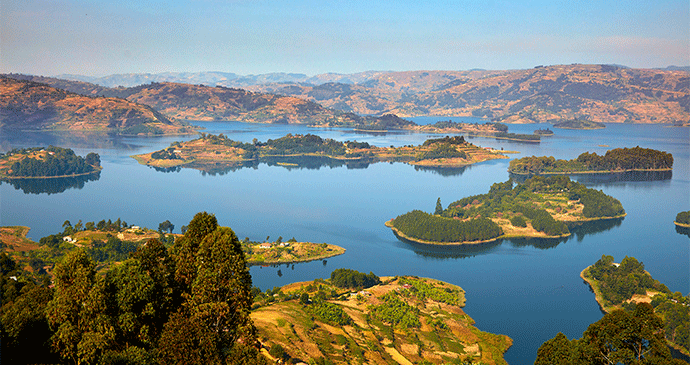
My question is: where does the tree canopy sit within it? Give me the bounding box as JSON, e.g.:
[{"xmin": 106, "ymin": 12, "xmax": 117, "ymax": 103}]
[{"xmin": 1, "ymin": 213, "xmax": 268, "ymax": 365}]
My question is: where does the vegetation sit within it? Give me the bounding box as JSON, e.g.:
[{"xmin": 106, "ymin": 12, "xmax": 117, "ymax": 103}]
[
  {"xmin": 242, "ymin": 240, "xmax": 345, "ymax": 265},
  {"xmin": 509, "ymin": 147, "xmax": 674, "ymax": 175},
  {"xmin": 251, "ymin": 276, "xmax": 511, "ymax": 365},
  {"xmin": 676, "ymin": 211, "xmax": 690, "ymax": 227},
  {"xmin": 581, "ymin": 255, "xmax": 689, "ymax": 357},
  {"xmin": 330, "ymin": 268, "xmax": 381, "ymax": 289},
  {"xmin": 552, "ymin": 118, "xmax": 606, "ymax": 129},
  {"xmin": 534, "ymin": 303, "xmax": 686, "ymax": 365},
  {"xmin": 0, "ymin": 146, "xmax": 101, "ymax": 178},
  {"xmin": 388, "ymin": 176, "xmax": 625, "ymax": 244},
  {"xmin": 0, "ymin": 212, "xmax": 268, "ymax": 364},
  {"xmin": 389, "ymin": 210, "xmax": 504, "ymax": 243}
]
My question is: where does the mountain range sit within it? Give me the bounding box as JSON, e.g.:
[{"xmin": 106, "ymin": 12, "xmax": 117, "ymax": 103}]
[{"xmin": 3, "ymin": 64, "xmax": 689, "ymax": 132}]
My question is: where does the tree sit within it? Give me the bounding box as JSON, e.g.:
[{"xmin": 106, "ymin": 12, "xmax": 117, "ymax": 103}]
[
  {"xmin": 534, "ymin": 332, "xmax": 574, "ymax": 365},
  {"xmin": 158, "ymin": 220, "xmax": 175, "ymax": 234},
  {"xmin": 45, "ymin": 250, "xmax": 97, "ymax": 364},
  {"xmin": 435, "ymin": 197, "xmax": 443, "ymax": 215},
  {"xmin": 536, "ymin": 303, "xmax": 685, "ymax": 365}
]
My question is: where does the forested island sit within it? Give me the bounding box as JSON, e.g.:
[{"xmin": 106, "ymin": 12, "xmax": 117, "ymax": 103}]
[
  {"xmin": 387, "ymin": 176, "xmax": 625, "ymax": 245},
  {"xmin": 576, "ymin": 255, "xmax": 689, "ymax": 359},
  {"xmin": 508, "ymin": 146, "xmax": 673, "ymax": 175},
  {"xmin": 675, "ymin": 211, "xmax": 690, "ymax": 228},
  {"xmin": 132, "ymin": 133, "xmax": 509, "ymax": 171},
  {"xmin": 552, "ymin": 118, "xmax": 606, "ymax": 129},
  {"xmin": 251, "ymin": 270, "xmax": 512, "ymax": 364},
  {"xmin": 0, "ymin": 146, "xmax": 101, "ymax": 179}
]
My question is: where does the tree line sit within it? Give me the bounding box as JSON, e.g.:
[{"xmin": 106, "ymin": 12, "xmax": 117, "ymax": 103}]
[
  {"xmin": 509, "ymin": 146, "xmax": 673, "ymax": 174},
  {"xmin": 330, "ymin": 268, "xmax": 381, "ymax": 289},
  {"xmin": 676, "ymin": 211, "xmax": 690, "ymax": 225},
  {"xmin": 390, "ymin": 210, "xmax": 503, "ymax": 243},
  {"xmin": 1, "ymin": 212, "xmax": 268, "ymax": 364},
  {"xmin": 5, "ymin": 146, "xmax": 100, "ymax": 177}
]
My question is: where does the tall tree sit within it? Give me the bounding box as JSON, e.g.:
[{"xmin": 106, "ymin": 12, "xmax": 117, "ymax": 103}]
[
  {"xmin": 435, "ymin": 197, "xmax": 443, "ymax": 215},
  {"xmin": 45, "ymin": 250, "xmax": 97, "ymax": 364}
]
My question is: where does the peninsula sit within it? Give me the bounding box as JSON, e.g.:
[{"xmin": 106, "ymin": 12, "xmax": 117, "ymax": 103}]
[
  {"xmin": 251, "ymin": 273, "xmax": 512, "ymax": 365},
  {"xmin": 508, "ymin": 146, "xmax": 673, "ymax": 175},
  {"xmin": 132, "ymin": 133, "xmax": 509, "ymax": 172},
  {"xmin": 387, "ymin": 176, "xmax": 625, "ymax": 245},
  {"xmin": 580, "ymin": 255, "xmax": 689, "ymax": 357},
  {"xmin": 0, "ymin": 146, "xmax": 102, "ymax": 179}
]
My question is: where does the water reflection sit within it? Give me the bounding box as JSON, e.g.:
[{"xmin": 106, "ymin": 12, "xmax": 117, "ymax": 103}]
[
  {"xmin": 394, "ymin": 217, "xmax": 625, "ymax": 259},
  {"xmin": 0, "ymin": 131, "xmax": 142, "ymax": 152},
  {"xmin": 675, "ymin": 225, "xmax": 690, "ymax": 239},
  {"xmin": 143, "ymin": 155, "xmax": 474, "ymax": 175},
  {"xmin": 509, "ymin": 170, "xmax": 672, "ymax": 186},
  {"xmin": 1, "ymin": 171, "xmax": 101, "ymax": 195}
]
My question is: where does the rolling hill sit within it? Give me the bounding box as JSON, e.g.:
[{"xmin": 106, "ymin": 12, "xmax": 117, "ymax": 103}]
[{"xmin": 0, "ymin": 76, "xmax": 194, "ymax": 134}]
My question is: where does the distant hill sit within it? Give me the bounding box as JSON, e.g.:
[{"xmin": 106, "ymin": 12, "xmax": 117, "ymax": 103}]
[
  {"xmin": 0, "ymin": 76, "xmax": 194, "ymax": 134},
  {"xmin": 17, "ymin": 64, "xmax": 690, "ymax": 125},
  {"xmin": 251, "ymin": 65, "xmax": 690, "ymax": 124},
  {"xmin": 5, "ymin": 75, "xmax": 413, "ymax": 127}
]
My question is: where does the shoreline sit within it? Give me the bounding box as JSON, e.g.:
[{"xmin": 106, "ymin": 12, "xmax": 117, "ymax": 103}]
[
  {"xmin": 674, "ymin": 221, "xmax": 690, "ymax": 228},
  {"xmin": 0, "ymin": 167, "xmax": 102, "ymax": 180},
  {"xmin": 508, "ymin": 168, "xmax": 672, "ymax": 176},
  {"xmin": 386, "ymin": 213, "xmax": 626, "ymax": 246},
  {"xmin": 245, "ymin": 243, "xmax": 346, "ymax": 266}
]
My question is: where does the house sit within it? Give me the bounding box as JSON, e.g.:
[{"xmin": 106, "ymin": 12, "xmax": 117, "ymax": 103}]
[
  {"xmin": 63, "ymin": 236, "xmax": 75, "ymax": 243},
  {"xmin": 279, "ymin": 242, "xmax": 290, "ymax": 247},
  {"xmin": 260, "ymin": 243, "xmax": 273, "ymax": 249}
]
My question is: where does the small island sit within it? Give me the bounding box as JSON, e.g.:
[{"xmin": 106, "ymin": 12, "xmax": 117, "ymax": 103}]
[
  {"xmin": 581, "ymin": 255, "xmax": 689, "ymax": 357},
  {"xmin": 552, "ymin": 118, "xmax": 606, "ymax": 129},
  {"xmin": 675, "ymin": 211, "xmax": 690, "ymax": 228},
  {"xmin": 533, "ymin": 127, "xmax": 554, "ymax": 136},
  {"xmin": 508, "ymin": 146, "xmax": 673, "ymax": 175},
  {"xmin": 404, "ymin": 120, "xmax": 541, "ymax": 142},
  {"xmin": 242, "ymin": 238, "xmax": 345, "ymax": 265},
  {"xmin": 251, "ymin": 270, "xmax": 512, "ymax": 365},
  {"xmin": 387, "ymin": 176, "xmax": 625, "ymax": 245},
  {"xmin": 132, "ymin": 133, "xmax": 509, "ymax": 172},
  {"xmin": 0, "ymin": 146, "xmax": 101, "ymax": 179}
]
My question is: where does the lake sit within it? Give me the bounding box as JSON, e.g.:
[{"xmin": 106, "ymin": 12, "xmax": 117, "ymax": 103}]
[{"xmin": 1, "ymin": 119, "xmax": 688, "ymax": 364}]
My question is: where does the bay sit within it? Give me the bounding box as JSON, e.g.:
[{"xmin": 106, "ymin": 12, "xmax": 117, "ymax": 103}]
[{"xmin": 1, "ymin": 120, "xmax": 688, "ymax": 364}]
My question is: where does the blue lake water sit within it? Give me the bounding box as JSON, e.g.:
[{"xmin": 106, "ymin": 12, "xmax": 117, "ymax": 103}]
[{"xmin": 1, "ymin": 120, "xmax": 688, "ymax": 364}]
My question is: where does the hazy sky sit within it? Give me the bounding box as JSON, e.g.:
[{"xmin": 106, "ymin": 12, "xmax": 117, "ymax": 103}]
[{"xmin": 2, "ymin": 0, "xmax": 688, "ymax": 76}]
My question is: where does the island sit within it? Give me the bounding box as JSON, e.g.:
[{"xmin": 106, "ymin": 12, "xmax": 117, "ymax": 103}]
[
  {"xmin": 675, "ymin": 211, "xmax": 690, "ymax": 228},
  {"xmin": 533, "ymin": 127, "xmax": 554, "ymax": 136},
  {"xmin": 242, "ymin": 238, "xmax": 345, "ymax": 265},
  {"xmin": 251, "ymin": 270, "xmax": 512, "ymax": 365},
  {"xmin": 402, "ymin": 120, "xmax": 541, "ymax": 142},
  {"xmin": 0, "ymin": 146, "xmax": 101, "ymax": 179},
  {"xmin": 580, "ymin": 255, "xmax": 689, "ymax": 358},
  {"xmin": 508, "ymin": 146, "xmax": 673, "ymax": 175},
  {"xmin": 132, "ymin": 133, "xmax": 509, "ymax": 172},
  {"xmin": 552, "ymin": 118, "xmax": 606, "ymax": 129},
  {"xmin": 386, "ymin": 176, "xmax": 625, "ymax": 245}
]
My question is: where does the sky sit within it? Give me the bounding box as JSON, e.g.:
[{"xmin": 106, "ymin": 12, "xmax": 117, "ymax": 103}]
[{"xmin": 2, "ymin": 0, "xmax": 688, "ymax": 77}]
